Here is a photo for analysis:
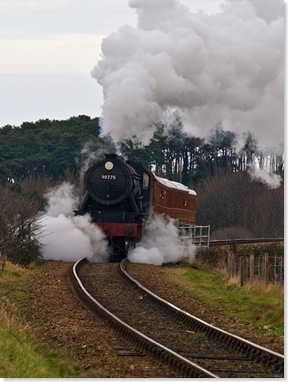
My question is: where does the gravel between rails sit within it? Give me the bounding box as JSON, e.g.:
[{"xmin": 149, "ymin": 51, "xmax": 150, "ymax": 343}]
[
  {"xmin": 20, "ymin": 260, "xmax": 283, "ymax": 378},
  {"xmin": 20, "ymin": 261, "xmax": 178, "ymax": 378},
  {"xmin": 126, "ymin": 261, "xmax": 284, "ymax": 355},
  {"xmin": 79, "ymin": 261, "xmax": 283, "ymax": 378}
]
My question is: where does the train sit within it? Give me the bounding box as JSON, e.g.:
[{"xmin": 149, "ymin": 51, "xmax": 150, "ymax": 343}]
[{"xmin": 75, "ymin": 153, "xmax": 197, "ymax": 261}]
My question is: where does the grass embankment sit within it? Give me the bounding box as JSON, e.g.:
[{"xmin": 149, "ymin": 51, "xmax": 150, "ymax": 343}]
[
  {"xmin": 162, "ymin": 263, "xmax": 284, "ymax": 335},
  {"xmin": 0, "ymin": 262, "xmax": 84, "ymax": 378},
  {"xmin": 0, "ymin": 259, "xmax": 284, "ymax": 377}
]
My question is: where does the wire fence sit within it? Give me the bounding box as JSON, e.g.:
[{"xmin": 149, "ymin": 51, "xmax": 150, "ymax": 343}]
[
  {"xmin": 178, "ymin": 228, "xmax": 283, "ymax": 286},
  {"xmin": 227, "ymin": 251, "xmax": 284, "ymax": 285}
]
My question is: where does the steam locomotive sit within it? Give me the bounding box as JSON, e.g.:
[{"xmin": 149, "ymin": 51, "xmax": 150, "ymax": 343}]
[{"xmin": 75, "ymin": 153, "xmax": 197, "ymax": 261}]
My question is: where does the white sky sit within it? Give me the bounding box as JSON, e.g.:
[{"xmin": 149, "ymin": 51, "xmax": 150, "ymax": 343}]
[{"xmin": 0, "ymin": 0, "xmax": 224, "ymax": 127}]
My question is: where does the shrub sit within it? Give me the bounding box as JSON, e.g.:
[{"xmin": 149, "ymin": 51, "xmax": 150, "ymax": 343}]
[{"xmin": 0, "ymin": 185, "xmax": 43, "ymax": 267}]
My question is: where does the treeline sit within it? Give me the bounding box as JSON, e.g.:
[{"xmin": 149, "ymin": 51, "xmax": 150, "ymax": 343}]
[
  {"xmin": 0, "ymin": 115, "xmax": 284, "ymax": 266},
  {"xmin": 0, "ymin": 115, "xmax": 104, "ymax": 182},
  {"xmin": 195, "ymin": 172, "xmax": 283, "ymax": 239},
  {"xmin": 119, "ymin": 122, "xmax": 283, "ymax": 187},
  {"xmin": 0, "ymin": 116, "xmax": 283, "ymax": 185}
]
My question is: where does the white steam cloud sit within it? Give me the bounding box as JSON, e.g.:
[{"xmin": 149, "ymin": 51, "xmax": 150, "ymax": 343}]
[
  {"xmin": 128, "ymin": 213, "xmax": 196, "ymax": 265},
  {"xmin": 248, "ymin": 165, "xmax": 282, "ymax": 189},
  {"xmin": 92, "ymin": 0, "xmax": 284, "ymax": 152},
  {"xmin": 37, "ymin": 183, "xmax": 109, "ymax": 262},
  {"xmin": 37, "ymin": 183, "xmax": 195, "ymax": 265}
]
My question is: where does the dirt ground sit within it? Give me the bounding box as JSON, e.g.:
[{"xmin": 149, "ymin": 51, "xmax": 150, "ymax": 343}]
[{"xmin": 20, "ymin": 261, "xmax": 283, "ymax": 378}]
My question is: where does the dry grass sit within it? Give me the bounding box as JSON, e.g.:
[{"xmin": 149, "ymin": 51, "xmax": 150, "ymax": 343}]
[
  {"xmin": 243, "ymin": 278, "xmax": 284, "ymax": 294},
  {"xmin": 160, "ymin": 263, "xmax": 284, "ymax": 334}
]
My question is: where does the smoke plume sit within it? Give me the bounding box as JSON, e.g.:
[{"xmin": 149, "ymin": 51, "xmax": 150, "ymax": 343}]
[
  {"xmin": 128, "ymin": 213, "xmax": 196, "ymax": 265},
  {"xmin": 80, "ymin": 139, "xmax": 116, "ymax": 175},
  {"xmin": 91, "ymin": 0, "xmax": 284, "ymax": 152},
  {"xmin": 248, "ymin": 165, "xmax": 282, "ymax": 189},
  {"xmin": 37, "ymin": 182, "xmax": 110, "ymax": 262},
  {"xmin": 37, "ymin": 183, "xmax": 194, "ymax": 265}
]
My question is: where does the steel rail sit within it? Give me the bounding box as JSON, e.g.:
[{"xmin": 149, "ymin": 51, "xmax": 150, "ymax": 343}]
[
  {"xmin": 69, "ymin": 257, "xmax": 219, "ymax": 378},
  {"xmin": 209, "ymin": 238, "xmax": 284, "ymax": 246},
  {"xmin": 120, "ymin": 258, "xmax": 284, "ymax": 373}
]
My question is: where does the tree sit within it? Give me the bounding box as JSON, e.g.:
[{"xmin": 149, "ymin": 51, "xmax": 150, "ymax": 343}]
[
  {"xmin": 206, "ymin": 123, "xmax": 237, "ymax": 175},
  {"xmin": 0, "ymin": 185, "xmax": 43, "ymax": 267},
  {"xmin": 239, "ymin": 132, "xmax": 259, "ymax": 170},
  {"xmin": 0, "ymin": 116, "xmax": 102, "ymax": 181},
  {"xmin": 195, "ymin": 171, "xmax": 284, "ymax": 238}
]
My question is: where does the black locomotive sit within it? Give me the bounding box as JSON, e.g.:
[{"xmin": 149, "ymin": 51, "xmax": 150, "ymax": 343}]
[{"xmin": 75, "ymin": 153, "xmax": 196, "ymax": 261}]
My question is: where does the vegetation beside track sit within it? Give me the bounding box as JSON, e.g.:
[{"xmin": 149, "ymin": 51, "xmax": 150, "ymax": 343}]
[
  {"xmin": 0, "ymin": 256, "xmax": 284, "ymax": 377},
  {"xmin": 161, "ymin": 261, "xmax": 284, "ymax": 335},
  {"xmin": 0, "ymin": 262, "xmax": 88, "ymax": 378}
]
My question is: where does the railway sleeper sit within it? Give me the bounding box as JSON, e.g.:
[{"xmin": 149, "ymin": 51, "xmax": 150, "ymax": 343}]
[{"xmin": 72, "ymin": 260, "xmax": 283, "ymax": 378}]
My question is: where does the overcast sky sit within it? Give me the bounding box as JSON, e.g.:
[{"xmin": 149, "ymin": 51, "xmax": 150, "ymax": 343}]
[{"xmin": 0, "ymin": 0, "xmax": 225, "ymax": 127}]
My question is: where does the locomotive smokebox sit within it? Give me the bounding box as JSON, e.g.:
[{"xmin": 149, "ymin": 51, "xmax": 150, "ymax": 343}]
[{"xmin": 84, "ymin": 153, "xmax": 139, "ymax": 207}]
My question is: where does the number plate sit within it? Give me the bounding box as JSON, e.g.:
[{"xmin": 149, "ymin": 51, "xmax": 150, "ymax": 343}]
[{"xmin": 101, "ymin": 175, "xmax": 116, "ymax": 180}]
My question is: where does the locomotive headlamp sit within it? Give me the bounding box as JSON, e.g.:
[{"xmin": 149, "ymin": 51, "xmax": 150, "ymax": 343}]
[
  {"xmin": 105, "ymin": 161, "xmax": 114, "ymax": 170},
  {"xmin": 124, "ymin": 225, "xmax": 135, "ymax": 235}
]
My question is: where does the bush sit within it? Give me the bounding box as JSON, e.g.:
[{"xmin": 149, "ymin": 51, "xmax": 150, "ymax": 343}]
[
  {"xmin": 211, "ymin": 226, "xmax": 253, "ymax": 240},
  {"xmin": 0, "ymin": 185, "xmax": 43, "ymax": 267}
]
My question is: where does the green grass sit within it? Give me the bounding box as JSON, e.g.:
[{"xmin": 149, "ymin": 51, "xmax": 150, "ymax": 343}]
[
  {"xmin": 163, "ymin": 264, "xmax": 284, "ymax": 334},
  {"xmin": 0, "ymin": 323, "xmax": 83, "ymax": 378},
  {"xmin": 0, "ymin": 262, "xmax": 106, "ymax": 378},
  {"xmin": 0, "ymin": 259, "xmax": 283, "ymax": 377}
]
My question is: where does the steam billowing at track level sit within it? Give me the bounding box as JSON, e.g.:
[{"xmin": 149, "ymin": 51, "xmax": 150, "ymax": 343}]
[
  {"xmin": 37, "ymin": 159, "xmax": 197, "ymax": 265},
  {"xmin": 37, "ymin": 183, "xmax": 110, "ymax": 263},
  {"xmin": 92, "ymin": 0, "xmax": 284, "ymax": 153},
  {"xmin": 74, "ymin": 153, "xmax": 197, "ymax": 263}
]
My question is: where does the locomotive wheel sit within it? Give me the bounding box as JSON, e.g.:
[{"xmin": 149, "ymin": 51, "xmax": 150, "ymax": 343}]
[
  {"xmin": 124, "ymin": 238, "xmax": 129, "ymax": 253},
  {"xmin": 109, "ymin": 237, "xmax": 136, "ymax": 262},
  {"xmin": 109, "ymin": 237, "xmax": 128, "ymax": 262}
]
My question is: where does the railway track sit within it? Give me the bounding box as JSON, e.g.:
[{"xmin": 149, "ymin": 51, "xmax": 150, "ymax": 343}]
[
  {"xmin": 209, "ymin": 238, "xmax": 284, "ymax": 246},
  {"xmin": 69, "ymin": 258, "xmax": 284, "ymax": 378}
]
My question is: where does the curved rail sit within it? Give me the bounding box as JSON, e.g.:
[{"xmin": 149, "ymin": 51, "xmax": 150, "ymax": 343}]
[
  {"xmin": 120, "ymin": 258, "xmax": 284, "ymax": 373},
  {"xmin": 69, "ymin": 257, "xmax": 218, "ymax": 378}
]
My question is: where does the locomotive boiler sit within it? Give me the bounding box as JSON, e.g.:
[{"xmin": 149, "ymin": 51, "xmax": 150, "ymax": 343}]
[{"xmin": 75, "ymin": 153, "xmax": 197, "ymax": 261}]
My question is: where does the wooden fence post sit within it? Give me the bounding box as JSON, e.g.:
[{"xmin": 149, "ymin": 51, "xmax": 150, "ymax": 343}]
[
  {"xmin": 264, "ymin": 253, "xmax": 269, "ymax": 284},
  {"xmin": 229, "ymin": 243, "xmax": 237, "ymax": 278},
  {"xmin": 228, "ymin": 251, "xmax": 232, "ymax": 278},
  {"xmin": 249, "ymin": 253, "xmax": 255, "ymax": 283},
  {"xmin": 239, "ymin": 256, "xmax": 244, "ymax": 286},
  {"xmin": 234, "ymin": 253, "xmax": 238, "ymax": 277},
  {"xmin": 0, "ymin": 251, "xmax": 7, "ymax": 277}
]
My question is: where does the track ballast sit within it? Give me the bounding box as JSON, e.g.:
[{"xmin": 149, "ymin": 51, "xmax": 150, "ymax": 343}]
[{"xmin": 69, "ymin": 258, "xmax": 284, "ymax": 378}]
